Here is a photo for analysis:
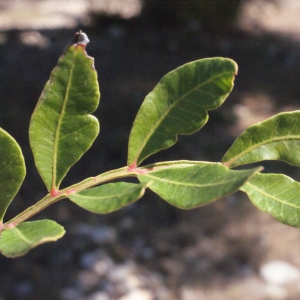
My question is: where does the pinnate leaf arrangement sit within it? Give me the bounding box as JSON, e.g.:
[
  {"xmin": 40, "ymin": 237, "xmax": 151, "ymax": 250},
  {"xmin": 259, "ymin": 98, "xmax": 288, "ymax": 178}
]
[{"xmin": 0, "ymin": 31, "xmax": 299, "ymax": 258}]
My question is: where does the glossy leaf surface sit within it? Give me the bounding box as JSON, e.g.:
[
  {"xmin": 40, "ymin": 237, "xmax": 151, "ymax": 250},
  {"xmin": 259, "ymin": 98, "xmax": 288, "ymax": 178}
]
[
  {"xmin": 128, "ymin": 58, "xmax": 238, "ymax": 167},
  {"xmin": 68, "ymin": 182, "xmax": 147, "ymax": 214},
  {"xmin": 241, "ymin": 173, "xmax": 300, "ymax": 227},
  {"xmin": 138, "ymin": 161, "xmax": 259, "ymax": 209},
  {"xmin": 0, "ymin": 220, "xmax": 65, "ymax": 258},
  {"xmin": 29, "ymin": 36, "xmax": 100, "ymax": 191},
  {"xmin": 223, "ymin": 111, "xmax": 300, "ymax": 168},
  {"xmin": 0, "ymin": 128, "xmax": 25, "ymax": 222}
]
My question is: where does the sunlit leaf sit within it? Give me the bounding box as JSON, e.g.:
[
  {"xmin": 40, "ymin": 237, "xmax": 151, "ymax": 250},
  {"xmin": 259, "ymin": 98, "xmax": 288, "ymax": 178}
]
[
  {"xmin": 223, "ymin": 111, "xmax": 300, "ymax": 168},
  {"xmin": 29, "ymin": 32, "xmax": 100, "ymax": 192},
  {"xmin": 128, "ymin": 58, "xmax": 238, "ymax": 167},
  {"xmin": 138, "ymin": 161, "xmax": 259, "ymax": 209},
  {"xmin": 241, "ymin": 173, "xmax": 300, "ymax": 227},
  {"xmin": 0, "ymin": 128, "xmax": 25, "ymax": 222},
  {"xmin": 0, "ymin": 220, "xmax": 65, "ymax": 258},
  {"xmin": 68, "ymin": 182, "xmax": 147, "ymax": 214}
]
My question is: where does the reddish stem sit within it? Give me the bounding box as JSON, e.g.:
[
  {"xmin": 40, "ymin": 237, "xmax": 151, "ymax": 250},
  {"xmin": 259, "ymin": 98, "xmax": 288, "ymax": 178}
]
[{"xmin": 50, "ymin": 188, "xmax": 60, "ymax": 197}]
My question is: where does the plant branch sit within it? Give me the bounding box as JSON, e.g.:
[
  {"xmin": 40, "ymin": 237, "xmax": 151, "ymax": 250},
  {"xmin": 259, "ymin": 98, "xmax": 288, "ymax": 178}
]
[
  {"xmin": 2, "ymin": 166, "xmax": 138, "ymax": 229},
  {"xmin": 2, "ymin": 160, "xmax": 206, "ymax": 230}
]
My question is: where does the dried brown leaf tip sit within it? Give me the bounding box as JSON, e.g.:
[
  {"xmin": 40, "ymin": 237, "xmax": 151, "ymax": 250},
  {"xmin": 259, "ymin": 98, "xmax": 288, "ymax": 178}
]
[{"xmin": 72, "ymin": 30, "xmax": 90, "ymax": 47}]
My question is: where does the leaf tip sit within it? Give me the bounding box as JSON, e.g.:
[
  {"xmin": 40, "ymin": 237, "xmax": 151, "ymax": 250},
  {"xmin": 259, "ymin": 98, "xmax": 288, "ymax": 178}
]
[{"xmin": 72, "ymin": 30, "xmax": 90, "ymax": 48}]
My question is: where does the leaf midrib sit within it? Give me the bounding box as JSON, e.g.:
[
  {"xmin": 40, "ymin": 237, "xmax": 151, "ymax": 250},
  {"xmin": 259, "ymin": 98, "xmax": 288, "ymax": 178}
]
[
  {"xmin": 243, "ymin": 181, "xmax": 300, "ymax": 209},
  {"xmin": 52, "ymin": 48, "xmax": 76, "ymax": 190},
  {"xmin": 13, "ymin": 228, "xmax": 32, "ymax": 245},
  {"xmin": 225, "ymin": 135, "xmax": 300, "ymax": 167},
  {"xmin": 142, "ymin": 172, "xmax": 246, "ymax": 188}
]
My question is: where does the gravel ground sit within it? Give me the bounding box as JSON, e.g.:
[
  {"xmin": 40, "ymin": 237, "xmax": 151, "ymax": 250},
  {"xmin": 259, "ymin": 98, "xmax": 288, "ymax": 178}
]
[{"xmin": 2, "ymin": 1, "xmax": 300, "ymax": 299}]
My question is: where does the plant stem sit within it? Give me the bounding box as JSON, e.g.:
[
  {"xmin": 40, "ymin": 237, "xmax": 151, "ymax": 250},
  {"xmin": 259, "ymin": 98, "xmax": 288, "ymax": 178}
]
[
  {"xmin": 2, "ymin": 166, "xmax": 138, "ymax": 229},
  {"xmin": 2, "ymin": 160, "xmax": 197, "ymax": 230}
]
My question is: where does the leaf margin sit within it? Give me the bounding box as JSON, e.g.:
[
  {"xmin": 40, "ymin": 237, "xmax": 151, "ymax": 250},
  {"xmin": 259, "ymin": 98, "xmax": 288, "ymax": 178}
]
[{"xmin": 0, "ymin": 127, "xmax": 26, "ymax": 222}]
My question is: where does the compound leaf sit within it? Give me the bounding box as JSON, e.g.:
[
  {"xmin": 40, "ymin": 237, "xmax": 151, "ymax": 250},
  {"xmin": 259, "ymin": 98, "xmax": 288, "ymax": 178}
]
[
  {"xmin": 138, "ymin": 161, "xmax": 259, "ymax": 209},
  {"xmin": 0, "ymin": 128, "xmax": 25, "ymax": 222},
  {"xmin": 128, "ymin": 58, "xmax": 238, "ymax": 167},
  {"xmin": 29, "ymin": 32, "xmax": 100, "ymax": 192},
  {"xmin": 223, "ymin": 111, "xmax": 300, "ymax": 168},
  {"xmin": 241, "ymin": 173, "xmax": 300, "ymax": 227},
  {"xmin": 0, "ymin": 220, "xmax": 65, "ymax": 258},
  {"xmin": 68, "ymin": 182, "xmax": 147, "ymax": 214}
]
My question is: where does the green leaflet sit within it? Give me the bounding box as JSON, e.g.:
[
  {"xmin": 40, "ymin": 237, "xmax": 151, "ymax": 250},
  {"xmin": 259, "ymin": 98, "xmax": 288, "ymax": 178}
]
[
  {"xmin": 0, "ymin": 128, "xmax": 25, "ymax": 222},
  {"xmin": 138, "ymin": 161, "xmax": 259, "ymax": 209},
  {"xmin": 223, "ymin": 111, "xmax": 300, "ymax": 168},
  {"xmin": 0, "ymin": 220, "xmax": 65, "ymax": 258},
  {"xmin": 127, "ymin": 58, "xmax": 237, "ymax": 167},
  {"xmin": 68, "ymin": 182, "xmax": 147, "ymax": 214},
  {"xmin": 29, "ymin": 34, "xmax": 100, "ymax": 192},
  {"xmin": 241, "ymin": 173, "xmax": 300, "ymax": 227}
]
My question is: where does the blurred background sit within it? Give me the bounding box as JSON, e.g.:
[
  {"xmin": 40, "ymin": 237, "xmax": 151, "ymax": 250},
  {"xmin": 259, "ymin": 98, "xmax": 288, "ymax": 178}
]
[{"xmin": 2, "ymin": 0, "xmax": 300, "ymax": 299}]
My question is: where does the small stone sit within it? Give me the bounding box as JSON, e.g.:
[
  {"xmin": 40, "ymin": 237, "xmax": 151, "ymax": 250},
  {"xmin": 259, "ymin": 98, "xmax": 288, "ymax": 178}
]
[
  {"xmin": 80, "ymin": 249, "xmax": 105, "ymax": 269},
  {"xmin": 78, "ymin": 271, "xmax": 99, "ymax": 290},
  {"xmin": 93, "ymin": 257, "xmax": 114, "ymax": 277},
  {"xmin": 161, "ymin": 258, "xmax": 185, "ymax": 275},
  {"xmin": 108, "ymin": 262, "xmax": 136, "ymax": 282},
  {"xmin": 260, "ymin": 260, "xmax": 300, "ymax": 285},
  {"xmin": 85, "ymin": 291, "xmax": 110, "ymax": 300},
  {"xmin": 119, "ymin": 289, "xmax": 153, "ymax": 300},
  {"xmin": 124, "ymin": 274, "xmax": 141, "ymax": 289},
  {"xmin": 181, "ymin": 287, "xmax": 205, "ymax": 300}
]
